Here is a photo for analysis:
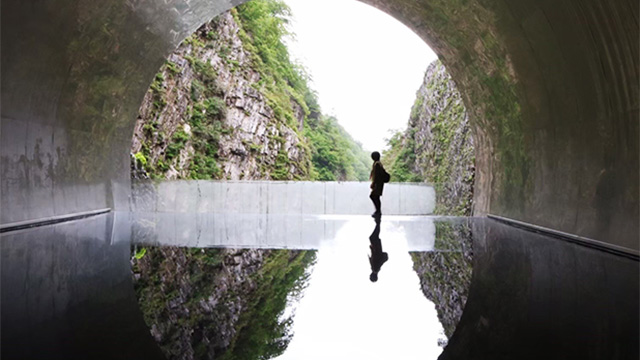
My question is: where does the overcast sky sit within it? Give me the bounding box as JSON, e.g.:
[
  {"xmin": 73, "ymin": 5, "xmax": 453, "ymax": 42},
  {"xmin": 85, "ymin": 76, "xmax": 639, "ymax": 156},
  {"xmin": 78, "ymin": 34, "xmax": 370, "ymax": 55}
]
[{"xmin": 283, "ymin": 0, "xmax": 438, "ymax": 152}]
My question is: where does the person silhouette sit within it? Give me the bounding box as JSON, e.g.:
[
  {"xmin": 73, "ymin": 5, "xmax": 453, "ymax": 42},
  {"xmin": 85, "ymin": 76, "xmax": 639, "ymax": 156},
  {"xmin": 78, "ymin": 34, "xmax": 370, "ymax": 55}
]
[
  {"xmin": 369, "ymin": 151, "xmax": 386, "ymax": 218},
  {"xmin": 369, "ymin": 217, "xmax": 389, "ymax": 282}
]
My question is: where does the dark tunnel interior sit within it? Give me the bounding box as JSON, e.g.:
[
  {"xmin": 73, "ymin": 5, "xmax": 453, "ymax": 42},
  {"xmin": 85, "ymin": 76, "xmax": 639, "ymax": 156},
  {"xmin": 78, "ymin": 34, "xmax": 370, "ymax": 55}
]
[{"xmin": 1, "ymin": 0, "xmax": 638, "ymax": 359}]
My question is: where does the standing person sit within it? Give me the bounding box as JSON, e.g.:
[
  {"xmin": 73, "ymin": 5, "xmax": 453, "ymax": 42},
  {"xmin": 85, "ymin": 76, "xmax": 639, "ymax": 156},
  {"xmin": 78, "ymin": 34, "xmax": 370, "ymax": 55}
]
[{"xmin": 369, "ymin": 151, "xmax": 387, "ymax": 218}]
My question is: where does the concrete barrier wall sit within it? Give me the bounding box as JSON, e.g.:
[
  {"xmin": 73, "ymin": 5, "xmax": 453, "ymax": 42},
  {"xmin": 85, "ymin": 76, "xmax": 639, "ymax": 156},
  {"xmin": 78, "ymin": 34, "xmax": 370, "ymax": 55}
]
[{"xmin": 131, "ymin": 180, "xmax": 436, "ymax": 215}]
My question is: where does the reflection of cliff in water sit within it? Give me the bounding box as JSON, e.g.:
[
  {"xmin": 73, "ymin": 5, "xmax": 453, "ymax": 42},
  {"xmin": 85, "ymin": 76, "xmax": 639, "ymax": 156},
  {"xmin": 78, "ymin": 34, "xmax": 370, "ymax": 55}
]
[
  {"xmin": 131, "ymin": 247, "xmax": 316, "ymax": 360},
  {"xmin": 410, "ymin": 219, "xmax": 473, "ymax": 340}
]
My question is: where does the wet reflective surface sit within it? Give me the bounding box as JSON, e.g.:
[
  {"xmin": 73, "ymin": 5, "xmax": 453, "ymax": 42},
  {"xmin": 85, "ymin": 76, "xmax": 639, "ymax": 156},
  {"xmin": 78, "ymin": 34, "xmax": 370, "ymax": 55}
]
[
  {"xmin": 441, "ymin": 219, "xmax": 639, "ymax": 360},
  {"xmin": 129, "ymin": 213, "xmax": 439, "ymax": 250},
  {"xmin": 1, "ymin": 213, "xmax": 164, "ymax": 359},
  {"xmin": 2, "ymin": 212, "xmax": 638, "ymax": 359},
  {"xmin": 271, "ymin": 217, "xmax": 459, "ymax": 359}
]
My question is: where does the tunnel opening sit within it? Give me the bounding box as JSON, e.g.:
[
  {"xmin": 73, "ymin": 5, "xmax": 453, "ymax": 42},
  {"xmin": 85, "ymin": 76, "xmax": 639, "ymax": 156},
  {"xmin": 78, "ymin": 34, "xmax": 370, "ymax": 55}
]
[
  {"xmin": 128, "ymin": 0, "xmax": 474, "ymax": 214},
  {"xmin": 131, "ymin": 0, "xmax": 474, "ymax": 194}
]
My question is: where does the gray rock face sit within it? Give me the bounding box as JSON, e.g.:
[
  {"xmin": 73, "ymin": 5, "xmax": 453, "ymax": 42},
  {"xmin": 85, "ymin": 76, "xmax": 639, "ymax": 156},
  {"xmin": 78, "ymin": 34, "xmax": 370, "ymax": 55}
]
[
  {"xmin": 386, "ymin": 60, "xmax": 474, "ymax": 215},
  {"xmin": 131, "ymin": 11, "xmax": 309, "ymax": 181},
  {"xmin": 411, "ymin": 60, "xmax": 475, "ymax": 215}
]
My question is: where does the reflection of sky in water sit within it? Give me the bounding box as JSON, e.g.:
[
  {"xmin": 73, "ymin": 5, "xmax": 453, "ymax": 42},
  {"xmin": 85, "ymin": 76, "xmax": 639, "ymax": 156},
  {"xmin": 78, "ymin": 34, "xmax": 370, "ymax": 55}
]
[{"xmin": 276, "ymin": 217, "xmax": 445, "ymax": 360}]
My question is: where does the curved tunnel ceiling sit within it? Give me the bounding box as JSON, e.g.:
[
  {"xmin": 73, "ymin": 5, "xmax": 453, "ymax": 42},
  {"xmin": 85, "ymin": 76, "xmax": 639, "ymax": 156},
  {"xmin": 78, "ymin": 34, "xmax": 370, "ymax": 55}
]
[{"xmin": 1, "ymin": 0, "xmax": 638, "ymax": 249}]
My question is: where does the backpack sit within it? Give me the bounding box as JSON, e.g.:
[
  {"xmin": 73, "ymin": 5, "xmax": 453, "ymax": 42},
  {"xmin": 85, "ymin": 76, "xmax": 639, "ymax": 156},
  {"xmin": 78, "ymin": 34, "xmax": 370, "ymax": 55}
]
[{"xmin": 381, "ymin": 167, "xmax": 391, "ymax": 183}]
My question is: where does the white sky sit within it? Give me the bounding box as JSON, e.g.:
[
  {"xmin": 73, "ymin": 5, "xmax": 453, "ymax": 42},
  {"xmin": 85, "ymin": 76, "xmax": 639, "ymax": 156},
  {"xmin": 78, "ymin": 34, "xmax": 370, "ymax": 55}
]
[
  {"xmin": 283, "ymin": 0, "xmax": 438, "ymax": 152},
  {"xmin": 274, "ymin": 218, "xmax": 446, "ymax": 360}
]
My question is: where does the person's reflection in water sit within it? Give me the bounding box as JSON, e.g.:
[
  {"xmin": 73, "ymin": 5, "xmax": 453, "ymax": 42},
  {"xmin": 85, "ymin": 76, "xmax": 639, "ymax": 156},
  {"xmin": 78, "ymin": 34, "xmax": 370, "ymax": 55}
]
[{"xmin": 369, "ymin": 217, "xmax": 389, "ymax": 282}]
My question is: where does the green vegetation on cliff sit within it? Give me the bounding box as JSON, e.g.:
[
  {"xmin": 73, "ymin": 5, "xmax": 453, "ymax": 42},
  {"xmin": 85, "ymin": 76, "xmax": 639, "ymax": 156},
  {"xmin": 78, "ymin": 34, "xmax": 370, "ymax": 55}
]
[
  {"xmin": 235, "ymin": 0, "xmax": 370, "ymax": 181},
  {"xmin": 133, "ymin": 0, "xmax": 369, "ymax": 182},
  {"xmin": 235, "ymin": 0, "xmax": 308, "ymax": 123},
  {"xmin": 383, "ymin": 129, "xmax": 422, "ymax": 183},
  {"xmin": 305, "ymin": 114, "xmax": 370, "ymax": 181},
  {"xmin": 383, "ymin": 60, "xmax": 475, "ymax": 215}
]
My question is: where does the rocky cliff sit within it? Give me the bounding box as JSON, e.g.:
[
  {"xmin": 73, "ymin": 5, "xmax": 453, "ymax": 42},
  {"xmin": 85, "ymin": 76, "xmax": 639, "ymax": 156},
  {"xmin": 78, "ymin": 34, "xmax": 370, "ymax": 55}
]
[
  {"xmin": 130, "ymin": 6, "xmax": 369, "ymax": 183},
  {"xmin": 131, "ymin": 11, "xmax": 311, "ymax": 181},
  {"xmin": 384, "ymin": 60, "xmax": 475, "ymax": 215}
]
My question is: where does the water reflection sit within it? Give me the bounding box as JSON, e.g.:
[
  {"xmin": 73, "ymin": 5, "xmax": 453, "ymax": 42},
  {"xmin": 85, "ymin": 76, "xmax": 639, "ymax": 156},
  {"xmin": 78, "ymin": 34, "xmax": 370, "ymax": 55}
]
[
  {"xmin": 273, "ymin": 216, "xmax": 446, "ymax": 360},
  {"xmin": 132, "ymin": 246, "xmax": 316, "ymax": 359},
  {"xmin": 440, "ymin": 219, "xmax": 639, "ymax": 360},
  {"xmin": 410, "ymin": 219, "xmax": 473, "ymax": 340},
  {"xmin": 368, "ymin": 217, "xmax": 389, "ymax": 282},
  {"xmin": 128, "ymin": 212, "xmax": 442, "ymax": 250},
  {"xmin": 132, "ymin": 215, "xmax": 454, "ymax": 359},
  {"xmin": 129, "ymin": 212, "xmax": 466, "ymax": 358},
  {"xmin": 2, "ymin": 214, "xmax": 637, "ymax": 359}
]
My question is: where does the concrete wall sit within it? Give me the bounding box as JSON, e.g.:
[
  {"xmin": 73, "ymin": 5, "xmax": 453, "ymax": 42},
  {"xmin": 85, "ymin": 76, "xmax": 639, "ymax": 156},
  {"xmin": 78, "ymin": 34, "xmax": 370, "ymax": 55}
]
[
  {"xmin": 131, "ymin": 180, "xmax": 435, "ymax": 215},
  {"xmin": 1, "ymin": 0, "xmax": 637, "ymax": 249}
]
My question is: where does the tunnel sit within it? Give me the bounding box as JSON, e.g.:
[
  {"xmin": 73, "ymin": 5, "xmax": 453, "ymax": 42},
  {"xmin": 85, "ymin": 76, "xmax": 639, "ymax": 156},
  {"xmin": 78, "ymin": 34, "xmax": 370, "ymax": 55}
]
[
  {"xmin": 1, "ymin": 0, "xmax": 638, "ymax": 358},
  {"xmin": 2, "ymin": 0, "xmax": 638, "ymax": 249}
]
